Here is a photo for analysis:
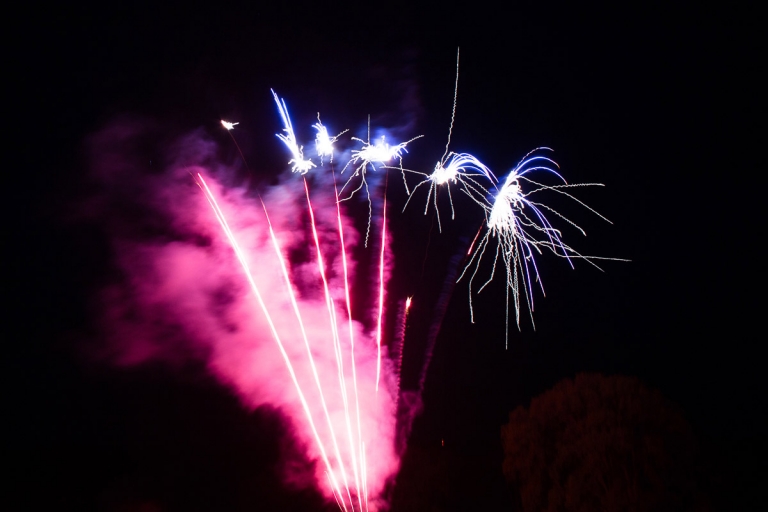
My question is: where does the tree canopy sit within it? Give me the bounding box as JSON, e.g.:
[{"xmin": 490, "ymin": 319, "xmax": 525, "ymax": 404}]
[{"xmin": 501, "ymin": 373, "xmax": 709, "ymax": 512}]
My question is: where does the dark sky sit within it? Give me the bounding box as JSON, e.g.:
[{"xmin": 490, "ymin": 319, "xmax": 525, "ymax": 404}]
[{"xmin": 6, "ymin": 1, "xmax": 764, "ymax": 510}]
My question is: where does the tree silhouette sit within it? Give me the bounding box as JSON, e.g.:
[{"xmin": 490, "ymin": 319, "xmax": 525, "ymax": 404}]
[{"xmin": 501, "ymin": 373, "xmax": 709, "ymax": 512}]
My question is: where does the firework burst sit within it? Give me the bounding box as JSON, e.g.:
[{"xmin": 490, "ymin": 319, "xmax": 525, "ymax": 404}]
[{"xmin": 458, "ymin": 148, "xmax": 624, "ymax": 346}]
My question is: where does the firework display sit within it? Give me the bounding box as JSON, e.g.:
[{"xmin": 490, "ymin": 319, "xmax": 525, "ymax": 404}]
[{"xmin": 180, "ymin": 72, "xmax": 619, "ymax": 509}]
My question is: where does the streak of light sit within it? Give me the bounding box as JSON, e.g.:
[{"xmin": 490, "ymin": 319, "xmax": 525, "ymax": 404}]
[
  {"xmin": 272, "ymin": 89, "xmax": 316, "ymax": 174},
  {"xmin": 261, "ymin": 194, "xmax": 355, "ymax": 509},
  {"xmin": 195, "ymin": 173, "xmax": 349, "ymax": 509},
  {"xmin": 304, "ymin": 178, "xmax": 364, "ymax": 512},
  {"xmin": 340, "ymin": 116, "xmax": 421, "ymax": 247},
  {"xmin": 457, "ymin": 149, "xmax": 626, "ymax": 347},
  {"xmin": 375, "ymin": 194, "xmax": 387, "ymax": 393}
]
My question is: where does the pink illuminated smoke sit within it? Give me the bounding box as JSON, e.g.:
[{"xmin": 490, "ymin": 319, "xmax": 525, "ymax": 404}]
[{"xmin": 88, "ymin": 120, "xmax": 401, "ymax": 510}]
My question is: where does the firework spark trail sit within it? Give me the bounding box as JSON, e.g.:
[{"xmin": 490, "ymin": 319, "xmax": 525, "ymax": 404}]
[
  {"xmin": 303, "ymin": 179, "xmax": 364, "ymax": 512},
  {"xmin": 220, "ymin": 120, "xmax": 250, "ymax": 171},
  {"xmin": 393, "ymin": 297, "xmax": 411, "ymax": 412},
  {"xmin": 340, "ymin": 117, "xmax": 422, "ymax": 247},
  {"xmin": 457, "ymin": 148, "xmax": 625, "ymax": 346},
  {"xmin": 194, "ymin": 174, "xmax": 349, "ymax": 509},
  {"xmin": 402, "ymin": 152, "xmax": 496, "ymax": 232},
  {"xmin": 260, "ymin": 193, "xmax": 359, "ymax": 510},
  {"xmin": 332, "ymin": 177, "xmax": 369, "ymax": 511},
  {"xmin": 272, "ymin": 89, "xmax": 316, "ymax": 174},
  {"xmin": 314, "ymin": 114, "xmax": 349, "ymax": 165},
  {"xmin": 375, "ymin": 194, "xmax": 387, "ymax": 393}
]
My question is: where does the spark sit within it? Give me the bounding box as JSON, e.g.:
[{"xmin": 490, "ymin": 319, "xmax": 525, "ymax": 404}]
[
  {"xmin": 375, "ymin": 194, "xmax": 387, "ymax": 393},
  {"xmin": 198, "ymin": 171, "xmax": 389, "ymax": 511},
  {"xmin": 401, "ymin": 49, "xmax": 496, "ymax": 232},
  {"xmin": 333, "ymin": 177, "xmax": 368, "ymax": 511},
  {"xmin": 402, "ymin": 152, "xmax": 497, "ymax": 232},
  {"xmin": 263, "ymin": 191, "xmax": 356, "ymax": 509},
  {"xmin": 340, "ymin": 117, "xmax": 421, "ymax": 246},
  {"xmin": 304, "ymin": 179, "xmax": 364, "ymax": 512},
  {"xmin": 457, "ymin": 148, "xmax": 624, "ymax": 347},
  {"xmin": 393, "ymin": 296, "xmax": 411, "ymax": 413},
  {"xmin": 272, "ymin": 89, "xmax": 316, "ymax": 174},
  {"xmin": 220, "ymin": 120, "xmax": 249, "ymax": 171},
  {"xmin": 314, "ymin": 113, "xmax": 349, "ymax": 164},
  {"xmin": 192, "ymin": 65, "xmax": 623, "ymax": 508}
]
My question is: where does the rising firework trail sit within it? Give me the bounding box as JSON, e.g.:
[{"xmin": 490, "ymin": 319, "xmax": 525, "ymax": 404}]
[
  {"xmin": 194, "ymin": 173, "xmax": 349, "ymax": 507},
  {"xmin": 375, "ymin": 191, "xmax": 387, "ymax": 393},
  {"xmin": 152, "ymin": 59, "xmax": 623, "ymax": 510},
  {"xmin": 304, "ymin": 178, "xmax": 365, "ymax": 512},
  {"xmin": 220, "ymin": 119, "xmax": 250, "ymax": 171},
  {"xmin": 333, "ymin": 176, "xmax": 369, "ymax": 511},
  {"xmin": 196, "ymin": 166, "xmax": 401, "ymax": 511},
  {"xmin": 401, "ymin": 49, "xmax": 497, "ymax": 232}
]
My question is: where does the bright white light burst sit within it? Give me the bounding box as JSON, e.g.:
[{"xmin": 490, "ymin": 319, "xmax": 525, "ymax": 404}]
[
  {"xmin": 340, "ymin": 128, "xmax": 422, "ymax": 246},
  {"xmin": 459, "ymin": 148, "xmax": 623, "ymax": 347},
  {"xmin": 313, "ymin": 113, "xmax": 348, "ymax": 164},
  {"xmin": 272, "ymin": 89, "xmax": 316, "ymax": 174},
  {"xmin": 220, "ymin": 120, "xmax": 239, "ymax": 131}
]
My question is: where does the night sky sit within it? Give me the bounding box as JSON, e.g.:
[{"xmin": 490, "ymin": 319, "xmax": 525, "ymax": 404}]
[{"xmin": 7, "ymin": 1, "xmax": 764, "ymax": 510}]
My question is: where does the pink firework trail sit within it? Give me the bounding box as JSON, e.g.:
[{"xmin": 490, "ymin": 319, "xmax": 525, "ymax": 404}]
[
  {"xmin": 304, "ymin": 178, "xmax": 365, "ymax": 512},
  {"xmin": 262, "ymin": 192, "xmax": 357, "ymax": 509},
  {"xmin": 333, "ymin": 177, "xmax": 368, "ymax": 511},
  {"xmin": 195, "ymin": 170, "xmax": 398, "ymax": 511},
  {"xmin": 375, "ymin": 195, "xmax": 387, "ymax": 393},
  {"xmin": 195, "ymin": 174, "xmax": 350, "ymax": 506}
]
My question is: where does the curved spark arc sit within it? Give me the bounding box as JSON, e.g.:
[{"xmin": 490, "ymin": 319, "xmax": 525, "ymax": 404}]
[
  {"xmin": 457, "ymin": 148, "xmax": 622, "ymax": 347},
  {"xmin": 303, "ymin": 179, "xmax": 364, "ymax": 512},
  {"xmin": 272, "ymin": 89, "xmax": 316, "ymax": 174},
  {"xmin": 402, "ymin": 152, "xmax": 497, "ymax": 232},
  {"xmin": 333, "ymin": 180, "xmax": 369, "ymax": 511},
  {"xmin": 220, "ymin": 120, "xmax": 250, "ymax": 171},
  {"xmin": 261, "ymin": 196, "xmax": 357, "ymax": 509},
  {"xmin": 195, "ymin": 174, "xmax": 349, "ymax": 510},
  {"xmin": 393, "ymin": 297, "xmax": 411, "ymax": 413}
]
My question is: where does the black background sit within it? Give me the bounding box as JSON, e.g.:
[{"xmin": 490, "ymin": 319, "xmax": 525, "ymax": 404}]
[{"xmin": 6, "ymin": 1, "xmax": 764, "ymax": 510}]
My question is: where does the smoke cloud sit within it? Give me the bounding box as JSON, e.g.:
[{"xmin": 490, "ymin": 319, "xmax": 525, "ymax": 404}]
[{"xmin": 85, "ymin": 118, "xmax": 402, "ymax": 509}]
